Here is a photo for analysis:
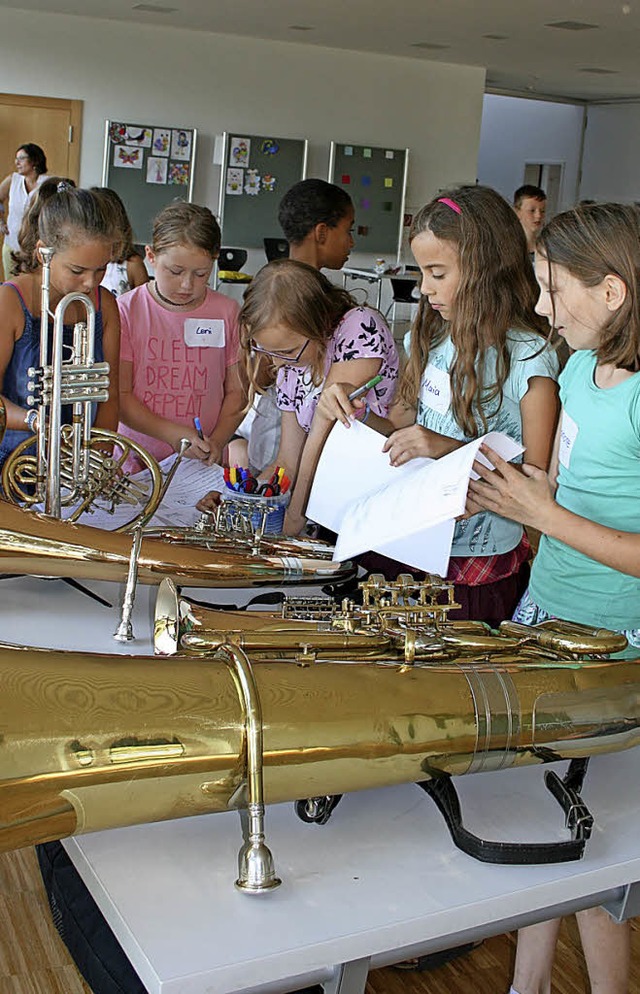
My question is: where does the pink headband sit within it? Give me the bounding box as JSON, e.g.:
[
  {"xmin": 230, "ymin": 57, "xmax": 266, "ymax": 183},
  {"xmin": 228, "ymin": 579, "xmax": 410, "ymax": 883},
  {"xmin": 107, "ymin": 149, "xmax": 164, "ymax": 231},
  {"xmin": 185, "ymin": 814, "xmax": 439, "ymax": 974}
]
[{"xmin": 438, "ymin": 197, "xmax": 462, "ymax": 215}]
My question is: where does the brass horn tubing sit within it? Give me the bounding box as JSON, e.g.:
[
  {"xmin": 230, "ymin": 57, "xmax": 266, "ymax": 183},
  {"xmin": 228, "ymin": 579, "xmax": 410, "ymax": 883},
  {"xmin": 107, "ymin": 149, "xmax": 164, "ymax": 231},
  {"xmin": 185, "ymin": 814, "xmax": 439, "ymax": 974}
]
[
  {"xmin": 36, "ymin": 248, "xmax": 55, "ymax": 501},
  {"xmin": 45, "ymin": 291, "xmax": 97, "ymax": 516},
  {"xmin": 0, "ymin": 499, "xmax": 353, "ymax": 588},
  {"xmin": 2, "ymin": 646, "xmax": 640, "ymax": 850}
]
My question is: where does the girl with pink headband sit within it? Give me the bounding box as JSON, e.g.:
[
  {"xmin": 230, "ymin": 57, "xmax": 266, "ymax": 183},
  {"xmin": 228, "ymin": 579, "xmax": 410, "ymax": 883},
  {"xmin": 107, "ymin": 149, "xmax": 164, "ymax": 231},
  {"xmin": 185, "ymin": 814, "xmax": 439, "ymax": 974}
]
[{"xmin": 317, "ymin": 183, "xmax": 560, "ymax": 626}]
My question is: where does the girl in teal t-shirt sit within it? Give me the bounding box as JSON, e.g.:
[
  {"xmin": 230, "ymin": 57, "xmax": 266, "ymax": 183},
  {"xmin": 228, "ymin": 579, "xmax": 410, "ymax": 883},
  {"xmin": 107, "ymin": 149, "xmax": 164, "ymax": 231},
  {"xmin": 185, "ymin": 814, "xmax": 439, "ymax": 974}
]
[{"xmin": 470, "ymin": 201, "xmax": 640, "ymax": 994}]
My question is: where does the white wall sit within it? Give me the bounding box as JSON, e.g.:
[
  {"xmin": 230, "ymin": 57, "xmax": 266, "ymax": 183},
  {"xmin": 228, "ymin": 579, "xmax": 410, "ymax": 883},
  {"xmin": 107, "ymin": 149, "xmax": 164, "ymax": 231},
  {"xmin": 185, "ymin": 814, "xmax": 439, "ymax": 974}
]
[
  {"xmin": 0, "ymin": 8, "xmax": 485, "ymax": 272},
  {"xmin": 580, "ymin": 103, "xmax": 640, "ymax": 202},
  {"xmin": 477, "ymin": 94, "xmax": 584, "ymax": 211}
]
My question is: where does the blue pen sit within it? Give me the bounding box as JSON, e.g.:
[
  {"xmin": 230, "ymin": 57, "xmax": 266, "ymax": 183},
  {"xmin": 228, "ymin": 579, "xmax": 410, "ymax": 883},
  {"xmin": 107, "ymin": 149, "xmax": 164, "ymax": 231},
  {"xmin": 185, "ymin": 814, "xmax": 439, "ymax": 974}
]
[{"xmin": 193, "ymin": 417, "xmax": 205, "ymax": 440}]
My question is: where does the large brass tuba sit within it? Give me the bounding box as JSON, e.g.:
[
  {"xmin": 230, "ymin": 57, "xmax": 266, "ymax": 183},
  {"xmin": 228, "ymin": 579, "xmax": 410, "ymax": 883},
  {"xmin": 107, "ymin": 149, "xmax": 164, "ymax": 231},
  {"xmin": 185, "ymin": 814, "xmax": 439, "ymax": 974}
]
[
  {"xmin": 0, "ymin": 630, "xmax": 639, "ymax": 862},
  {"xmin": 1, "ymin": 247, "xmax": 163, "ymax": 527},
  {"xmin": 0, "ymin": 574, "xmax": 638, "ymax": 886}
]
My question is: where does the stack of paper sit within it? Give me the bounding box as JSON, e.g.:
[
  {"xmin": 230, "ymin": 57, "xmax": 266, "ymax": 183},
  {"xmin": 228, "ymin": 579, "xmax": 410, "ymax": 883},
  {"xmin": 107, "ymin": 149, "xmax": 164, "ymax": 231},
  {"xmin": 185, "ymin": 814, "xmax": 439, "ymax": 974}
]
[{"xmin": 306, "ymin": 422, "xmax": 523, "ymax": 576}]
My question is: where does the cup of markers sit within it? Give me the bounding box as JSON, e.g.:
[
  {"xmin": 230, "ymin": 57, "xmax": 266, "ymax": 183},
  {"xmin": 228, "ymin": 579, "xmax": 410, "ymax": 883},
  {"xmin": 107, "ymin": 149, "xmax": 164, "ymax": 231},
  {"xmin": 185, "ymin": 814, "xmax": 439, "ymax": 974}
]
[{"xmin": 222, "ymin": 466, "xmax": 291, "ymax": 534}]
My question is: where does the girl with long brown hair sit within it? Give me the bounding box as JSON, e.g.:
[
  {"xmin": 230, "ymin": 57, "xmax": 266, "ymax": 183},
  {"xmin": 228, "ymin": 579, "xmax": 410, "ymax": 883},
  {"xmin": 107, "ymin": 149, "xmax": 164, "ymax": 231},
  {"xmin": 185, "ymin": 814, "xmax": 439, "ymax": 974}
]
[{"xmin": 318, "ymin": 184, "xmax": 559, "ymax": 624}]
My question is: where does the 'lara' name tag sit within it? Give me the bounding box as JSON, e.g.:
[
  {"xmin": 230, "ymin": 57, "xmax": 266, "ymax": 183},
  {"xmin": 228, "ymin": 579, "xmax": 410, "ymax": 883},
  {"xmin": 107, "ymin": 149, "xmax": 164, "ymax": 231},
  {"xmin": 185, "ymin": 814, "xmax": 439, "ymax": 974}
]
[
  {"xmin": 420, "ymin": 362, "xmax": 451, "ymax": 415},
  {"xmin": 183, "ymin": 318, "xmax": 225, "ymax": 348},
  {"xmin": 558, "ymin": 410, "xmax": 579, "ymax": 469}
]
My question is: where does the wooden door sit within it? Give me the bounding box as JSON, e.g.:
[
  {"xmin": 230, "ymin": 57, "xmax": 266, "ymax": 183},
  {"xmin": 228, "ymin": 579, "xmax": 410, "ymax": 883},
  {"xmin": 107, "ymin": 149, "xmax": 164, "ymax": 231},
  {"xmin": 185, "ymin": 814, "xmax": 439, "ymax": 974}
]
[
  {"xmin": 0, "ymin": 93, "xmax": 82, "ymax": 272},
  {"xmin": 0, "ymin": 92, "xmax": 83, "ymax": 182}
]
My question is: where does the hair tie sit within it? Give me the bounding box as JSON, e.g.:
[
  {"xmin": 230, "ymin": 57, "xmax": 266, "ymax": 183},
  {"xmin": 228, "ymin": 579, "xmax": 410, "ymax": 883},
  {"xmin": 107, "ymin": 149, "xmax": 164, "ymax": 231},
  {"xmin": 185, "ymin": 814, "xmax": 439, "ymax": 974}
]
[
  {"xmin": 57, "ymin": 180, "xmax": 72, "ymax": 193},
  {"xmin": 438, "ymin": 197, "xmax": 462, "ymax": 215}
]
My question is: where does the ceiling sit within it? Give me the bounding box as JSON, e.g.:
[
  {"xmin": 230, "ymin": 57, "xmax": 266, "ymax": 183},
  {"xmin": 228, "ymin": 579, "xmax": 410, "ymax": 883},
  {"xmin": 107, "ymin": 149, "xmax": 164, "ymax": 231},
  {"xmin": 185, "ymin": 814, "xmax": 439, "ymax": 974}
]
[{"xmin": 2, "ymin": 0, "xmax": 640, "ymax": 102}]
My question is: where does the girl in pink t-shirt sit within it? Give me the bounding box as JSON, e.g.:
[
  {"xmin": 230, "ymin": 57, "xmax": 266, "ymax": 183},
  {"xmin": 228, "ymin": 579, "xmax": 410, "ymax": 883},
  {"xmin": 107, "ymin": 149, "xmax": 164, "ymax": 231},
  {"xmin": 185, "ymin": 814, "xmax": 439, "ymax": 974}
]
[{"xmin": 117, "ymin": 202, "xmax": 245, "ymax": 468}]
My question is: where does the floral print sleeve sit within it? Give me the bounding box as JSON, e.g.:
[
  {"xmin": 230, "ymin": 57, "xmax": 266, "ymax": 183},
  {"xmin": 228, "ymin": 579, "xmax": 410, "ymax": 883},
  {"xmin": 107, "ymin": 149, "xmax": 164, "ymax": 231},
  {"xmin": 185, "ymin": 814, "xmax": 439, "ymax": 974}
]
[{"xmin": 276, "ymin": 306, "xmax": 399, "ymax": 432}]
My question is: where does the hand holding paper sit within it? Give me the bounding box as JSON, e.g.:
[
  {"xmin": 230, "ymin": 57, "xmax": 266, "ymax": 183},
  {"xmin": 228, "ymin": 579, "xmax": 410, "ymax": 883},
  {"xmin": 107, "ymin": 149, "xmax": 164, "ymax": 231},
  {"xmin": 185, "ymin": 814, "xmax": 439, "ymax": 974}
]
[{"xmin": 307, "ymin": 421, "xmax": 524, "ymax": 575}]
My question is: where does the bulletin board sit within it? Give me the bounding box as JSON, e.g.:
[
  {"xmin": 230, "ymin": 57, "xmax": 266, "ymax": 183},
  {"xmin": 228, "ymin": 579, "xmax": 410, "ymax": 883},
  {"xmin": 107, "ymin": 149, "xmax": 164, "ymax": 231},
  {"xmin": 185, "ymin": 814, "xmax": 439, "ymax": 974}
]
[
  {"xmin": 101, "ymin": 120, "xmax": 197, "ymax": 244},
  {"xmin": 328, "ymin": 142, "xmax": 409, "ymax": 260},
  {"xmin": 217, "ymin": 133, "xmax": 308, "ymax": 249}
]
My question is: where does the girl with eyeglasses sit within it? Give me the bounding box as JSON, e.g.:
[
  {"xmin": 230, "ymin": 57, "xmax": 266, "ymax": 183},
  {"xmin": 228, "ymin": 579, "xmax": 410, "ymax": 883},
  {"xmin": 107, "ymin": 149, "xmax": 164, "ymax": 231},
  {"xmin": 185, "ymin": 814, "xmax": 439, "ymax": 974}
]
[
  {"xmin": 238, "ymin": 258, "xmax": 399, "ymax": 534},
  {"xmin": 116, "ymin": 201, "xmax": 246, "ymax": 469}
]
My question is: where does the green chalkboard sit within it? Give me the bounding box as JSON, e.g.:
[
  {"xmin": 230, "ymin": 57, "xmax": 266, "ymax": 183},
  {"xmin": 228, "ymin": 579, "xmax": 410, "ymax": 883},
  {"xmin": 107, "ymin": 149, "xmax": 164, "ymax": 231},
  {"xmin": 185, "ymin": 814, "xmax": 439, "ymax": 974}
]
[
  {"xmin": 217, "ymin": 133, "xmax": 308, "ymax": 250},
  {"xmin": 328, "ymin": 142, "xmax": 409, "ymax": 259},
  {"xmin": 101, "ymin": 120, "xmax": 197, "ymax": 244}
]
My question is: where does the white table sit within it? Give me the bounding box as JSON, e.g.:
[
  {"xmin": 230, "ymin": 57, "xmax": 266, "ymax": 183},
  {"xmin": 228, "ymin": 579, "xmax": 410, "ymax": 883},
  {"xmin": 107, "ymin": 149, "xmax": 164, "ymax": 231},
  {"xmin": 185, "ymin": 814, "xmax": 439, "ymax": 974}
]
[
  {"xmin": 341, "ymin": 267, "xmax": 419, "ymax": 310},
  {"xmin": 3, "ymin": 574, "xmax": 640, "ymax": 994}
]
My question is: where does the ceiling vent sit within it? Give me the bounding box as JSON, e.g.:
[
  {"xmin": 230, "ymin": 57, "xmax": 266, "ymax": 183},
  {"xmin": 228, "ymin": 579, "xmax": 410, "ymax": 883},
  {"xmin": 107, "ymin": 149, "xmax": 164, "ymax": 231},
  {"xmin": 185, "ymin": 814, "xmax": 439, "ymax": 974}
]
[
  {"xmin": 483, "ymin": 33, "xmax": 508, "ymax": 40},
  {"xmin": 579, "ymin": 67, "xmax": 618, "ymax": 74},
  {"xmin": 289, "ymin": 25, "xmax": 314, "ymax": 31},
  {"xmin": 411, "ymin": 41, "xmax": 450, "ymax": 49}
]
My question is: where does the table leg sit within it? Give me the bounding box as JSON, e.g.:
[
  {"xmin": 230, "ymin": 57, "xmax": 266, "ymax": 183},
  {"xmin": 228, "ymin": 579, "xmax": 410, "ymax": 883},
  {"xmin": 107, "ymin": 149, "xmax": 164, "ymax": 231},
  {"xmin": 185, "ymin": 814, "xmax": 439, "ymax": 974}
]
[{"xmin": 323, "ymin": 957, "xmax": 370, "ymax": 994}]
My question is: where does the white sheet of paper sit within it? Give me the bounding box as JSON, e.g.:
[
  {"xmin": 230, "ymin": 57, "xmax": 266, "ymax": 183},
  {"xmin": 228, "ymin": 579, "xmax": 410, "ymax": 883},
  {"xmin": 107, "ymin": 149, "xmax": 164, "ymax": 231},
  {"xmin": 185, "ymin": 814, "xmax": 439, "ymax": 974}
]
[
  {"xmin": 53, "ymin": 456, "xmax": 224, "ymax": 531},
  {"xmin": 308, "ymin": 422, "xmax": 523, "ymax": 576}
]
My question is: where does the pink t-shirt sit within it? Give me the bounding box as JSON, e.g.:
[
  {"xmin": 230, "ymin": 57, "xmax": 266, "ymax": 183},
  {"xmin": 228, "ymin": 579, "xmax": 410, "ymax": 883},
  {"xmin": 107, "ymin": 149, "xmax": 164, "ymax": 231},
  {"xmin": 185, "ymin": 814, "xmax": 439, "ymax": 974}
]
[
  {"xmin": 276, "ymin": 306, "xmax": 398, "ymax": 432},
  {"xmin": 117, "ymin": 283, "xmax": 240, "ymax": 464}
]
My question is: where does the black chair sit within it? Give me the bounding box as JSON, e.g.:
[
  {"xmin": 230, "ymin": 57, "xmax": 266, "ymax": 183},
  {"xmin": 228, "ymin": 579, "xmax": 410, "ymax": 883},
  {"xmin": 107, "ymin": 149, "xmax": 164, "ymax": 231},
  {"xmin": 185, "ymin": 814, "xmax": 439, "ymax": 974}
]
[
  {"xmin": 384, "ymin": 276, "xmax": 419, "ymax": 326},
  {"xmin": 263, "ymin": 237, "xmax": 290, "ymax": 262},
  {"xmin": 217, "ymin": 248, "xmax": 252, "ymax": 285}
]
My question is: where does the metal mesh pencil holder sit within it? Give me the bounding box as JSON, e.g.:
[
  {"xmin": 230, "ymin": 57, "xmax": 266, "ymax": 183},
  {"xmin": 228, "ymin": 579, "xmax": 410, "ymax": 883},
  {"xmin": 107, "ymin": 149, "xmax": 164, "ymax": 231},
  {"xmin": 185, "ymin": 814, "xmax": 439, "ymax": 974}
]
[{"xmin": 217, "ymin": 491, "xmax": 290, "ymax": 537}]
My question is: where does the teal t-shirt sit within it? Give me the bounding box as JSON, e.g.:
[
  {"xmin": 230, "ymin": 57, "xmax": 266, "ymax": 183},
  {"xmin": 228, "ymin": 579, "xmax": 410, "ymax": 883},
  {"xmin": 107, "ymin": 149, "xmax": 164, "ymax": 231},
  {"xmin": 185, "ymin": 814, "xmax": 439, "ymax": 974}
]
[
  {"xmin": 530, "ymin": 350, "xmax": 640, "ymax": 630},
  {"xmin": 416, "ymin": 330, "xmax": 559, "ymax": 557}
]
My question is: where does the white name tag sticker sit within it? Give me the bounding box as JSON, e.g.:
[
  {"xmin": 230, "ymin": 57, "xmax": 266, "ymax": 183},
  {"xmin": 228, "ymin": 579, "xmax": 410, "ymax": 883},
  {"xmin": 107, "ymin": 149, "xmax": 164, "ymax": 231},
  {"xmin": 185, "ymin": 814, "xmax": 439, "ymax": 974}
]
[
  {"xmin": 558, "ymin": 410, "xmax": 579, "ymax": 469},
  {"xmin": 183, "ymin": 318, "xmax": 225, "ymax": 348},
  {"xmin": 420, "ymin": 362, "xmax": 451, "ymax": 415}
]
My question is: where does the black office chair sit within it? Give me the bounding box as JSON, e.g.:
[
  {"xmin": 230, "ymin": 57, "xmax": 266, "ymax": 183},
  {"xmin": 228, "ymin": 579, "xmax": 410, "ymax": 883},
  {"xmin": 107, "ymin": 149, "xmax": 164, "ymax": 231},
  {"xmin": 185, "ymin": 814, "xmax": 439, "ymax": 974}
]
[
  {"xmin": 263, "ymin": 237, "xmax": 290, "ymax": 262},
  {"xmin": 217, "ymin": 248, "xmax": 252, "ymax": 285},
  {"xmin": 384, "ymin": 277, "xmax": 419, "ymax": 326}
]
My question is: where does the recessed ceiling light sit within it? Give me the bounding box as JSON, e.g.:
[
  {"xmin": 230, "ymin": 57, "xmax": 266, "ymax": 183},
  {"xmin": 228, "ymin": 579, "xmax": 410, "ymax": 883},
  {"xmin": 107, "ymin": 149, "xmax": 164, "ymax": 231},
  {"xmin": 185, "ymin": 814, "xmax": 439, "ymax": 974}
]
[
  {"xmin": 545, "ymin": 20, "xmax": 599, "ymax": 30},
  {"xmin": 132, "ymin": 3, "xmax": 177, "ymax": 11},
  {"xmin": 579, "ymin": 66, "xmax": 618, "ymax": 74},
  {"xmin": 411, "ymin": 42, "xmax": 450, "ymax": 50},
  {"xmin": 289, "ymin": 25, "xmax": 314, "ymax": 31},
  {"xmin": 483, "ymin": 33, "xmax": 508, "ymax": 40}
]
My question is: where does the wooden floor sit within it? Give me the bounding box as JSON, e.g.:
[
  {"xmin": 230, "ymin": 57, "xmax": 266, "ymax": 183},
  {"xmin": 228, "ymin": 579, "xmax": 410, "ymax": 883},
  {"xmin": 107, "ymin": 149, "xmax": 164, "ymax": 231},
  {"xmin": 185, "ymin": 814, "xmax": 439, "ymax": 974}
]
[{"xmin": 1, "ymin": 847, "xmax": 640, "ymax": 994}]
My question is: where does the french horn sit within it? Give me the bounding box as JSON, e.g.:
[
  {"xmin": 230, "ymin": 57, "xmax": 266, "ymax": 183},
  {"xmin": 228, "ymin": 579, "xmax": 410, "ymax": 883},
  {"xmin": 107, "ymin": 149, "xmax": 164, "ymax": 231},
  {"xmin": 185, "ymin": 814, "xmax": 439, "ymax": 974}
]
[{"xmin": 0, "ymin": 574, "xmax": 638, "ymax": 891}]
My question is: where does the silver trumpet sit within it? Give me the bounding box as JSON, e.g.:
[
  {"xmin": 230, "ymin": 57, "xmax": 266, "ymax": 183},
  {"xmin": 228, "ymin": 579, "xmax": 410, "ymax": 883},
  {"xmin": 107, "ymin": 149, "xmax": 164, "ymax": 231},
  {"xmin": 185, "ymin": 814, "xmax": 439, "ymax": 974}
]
[{"xmin": 2, "ymin": 247, "xmax": 164, "ymax": 527}]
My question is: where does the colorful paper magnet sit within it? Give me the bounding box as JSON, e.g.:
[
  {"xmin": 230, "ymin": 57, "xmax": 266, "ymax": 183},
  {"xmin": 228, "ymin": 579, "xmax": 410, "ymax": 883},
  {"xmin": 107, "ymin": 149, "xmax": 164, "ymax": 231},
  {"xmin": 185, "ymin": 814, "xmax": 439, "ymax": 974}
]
[
  {"xmin": 260, "ymin": 139, "xmax": 279, "ymax": 155},
  {"xmin": 262, "ymin": 173, "xmax": 277, "ymax": 192},
  {"xmin": 384, "ymin": 177, "xmax": 393, "ymax": 188},
  {"xmin": 109, "ymin": 122, "xmax": 128, "ymax": 143},
  {"xmin": 171, "ymin": 129, "xmax": 191, "ymax": 161},
  {"xmin": 226, "ymin": 168, "xmax": 244, "ymax": 195},
  {"xmin": 362, "ymin": 175, "xmax": 372, "ymax": 187},
  {"xmin": 341, "ymin": 174, "xmax": 351, "ymax": 184},
  {"xmin": 152, "ymin": 129, "xmax": 170, "ymax": 156},
  {"xmin": 344, "ymin": 146, "xmax": 353, "ymax": 156},
  {"xmin": 385, "ymin": 150, "xmax": 395, "ymax": 159},
  {"xmin": 169, "ymin": 162, "xmax": 190, "ymax": 185},
  {"xmin": 382, "ymin": 201, "xmax": 393, "ymax": 212},
  {"xmin": 361, "ymin": 197, "xmax": 371, "ymax": 209},
  {"xmin": 357, "ymin": 225, "xmax": 369, "ymax": 236},
  {"xmin": 230, "ymin": 137, "xmax": 251, "ymax": 167},
  {"xmin": 363, "ymin": 148, "xmax": 372, "ymax": 158},
  {"xmin": 114, "ymin": 145, "xmax": 143, "ymax": 169},
  {"xmin": 244, "ymin": 168, "xmax": 260, "ymax": 195},
  {"xmin": 125, "ymin": 126, "xmax": 152, "ymax": 147},
  {"xmin": 146, "ymin": 156, "xmax": 167, "ymax": 184}
]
